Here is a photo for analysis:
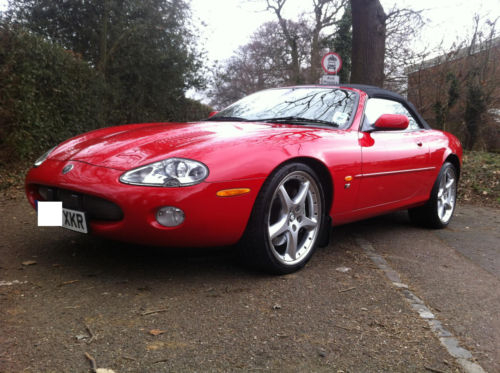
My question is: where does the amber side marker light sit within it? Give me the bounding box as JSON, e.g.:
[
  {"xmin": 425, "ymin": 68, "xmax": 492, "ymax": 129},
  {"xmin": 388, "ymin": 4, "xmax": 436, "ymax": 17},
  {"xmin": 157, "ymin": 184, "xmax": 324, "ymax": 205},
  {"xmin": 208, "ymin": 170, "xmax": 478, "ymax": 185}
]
[
  {"xmin": 344, "ymin": 175, "xmax": 353, "ymax": 182},
  {"xmin": 216, "ymin": 188, "xmax": 251, "ymax": 197}
]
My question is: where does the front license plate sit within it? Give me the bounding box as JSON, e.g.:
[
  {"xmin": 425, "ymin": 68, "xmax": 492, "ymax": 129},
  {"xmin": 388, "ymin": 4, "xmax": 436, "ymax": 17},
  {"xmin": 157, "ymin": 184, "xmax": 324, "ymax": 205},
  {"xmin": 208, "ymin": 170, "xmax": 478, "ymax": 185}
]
[{"xmin": 62, "ymin": 208, "xmax": 88, "ymax": 234}]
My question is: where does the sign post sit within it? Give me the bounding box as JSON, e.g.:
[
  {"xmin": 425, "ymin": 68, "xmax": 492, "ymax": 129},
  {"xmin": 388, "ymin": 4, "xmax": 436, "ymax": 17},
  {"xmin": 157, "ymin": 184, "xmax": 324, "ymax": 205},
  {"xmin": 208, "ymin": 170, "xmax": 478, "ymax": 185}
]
[{"xmin": 320, "ymin": 52, "xmax": 342, "ymax": 85}]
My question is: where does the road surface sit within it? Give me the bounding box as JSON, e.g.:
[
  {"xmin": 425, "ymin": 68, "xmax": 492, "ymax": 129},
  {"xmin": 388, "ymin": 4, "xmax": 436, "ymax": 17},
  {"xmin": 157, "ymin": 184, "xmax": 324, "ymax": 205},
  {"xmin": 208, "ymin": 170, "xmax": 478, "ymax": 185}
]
[{"xmin": 0, "ymin": 198, "xmax": 498, "ymax": 372}]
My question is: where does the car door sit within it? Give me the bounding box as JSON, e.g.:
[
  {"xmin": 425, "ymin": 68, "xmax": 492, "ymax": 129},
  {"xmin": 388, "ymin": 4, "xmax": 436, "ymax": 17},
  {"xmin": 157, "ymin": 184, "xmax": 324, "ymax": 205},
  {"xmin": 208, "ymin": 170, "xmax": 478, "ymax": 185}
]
[{"xmin": 356, "ymin": 98, "xmax": 432, "ymax": 211}]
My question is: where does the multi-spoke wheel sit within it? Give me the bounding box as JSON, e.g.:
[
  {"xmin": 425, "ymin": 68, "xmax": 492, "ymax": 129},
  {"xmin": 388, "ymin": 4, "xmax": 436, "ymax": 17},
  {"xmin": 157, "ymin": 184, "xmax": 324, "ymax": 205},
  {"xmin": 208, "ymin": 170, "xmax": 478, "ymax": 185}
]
[
  {"xmin": 436, "ymin": 166, "xmax": 456, "ymax": 224},
  {"xmin": 268, "ymin": 170, "xmax": 321, "ymax": 265},
  {"xmin": 240, "ymin": 163, "xmax": 325, "ymax": 274},
  {"xmin": 409, "ymin": 162, "xmax": 458, "ymax": 228}
]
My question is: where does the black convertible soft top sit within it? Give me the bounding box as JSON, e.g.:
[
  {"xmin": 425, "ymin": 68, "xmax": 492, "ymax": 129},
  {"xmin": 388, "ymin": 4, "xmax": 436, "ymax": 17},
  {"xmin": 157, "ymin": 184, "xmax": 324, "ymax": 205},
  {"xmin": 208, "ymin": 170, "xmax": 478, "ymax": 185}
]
[{"xmin": 340, "ymin": 84, "xmax": 431, "ymax": 129}]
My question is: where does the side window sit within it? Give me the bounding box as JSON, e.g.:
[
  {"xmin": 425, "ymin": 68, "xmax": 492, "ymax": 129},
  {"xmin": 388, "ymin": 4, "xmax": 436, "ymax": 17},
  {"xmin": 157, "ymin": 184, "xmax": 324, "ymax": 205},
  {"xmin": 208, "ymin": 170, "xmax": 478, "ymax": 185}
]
[{"xmin": 362, "ymin": 98, "xmax": 421, "ymax": 131}]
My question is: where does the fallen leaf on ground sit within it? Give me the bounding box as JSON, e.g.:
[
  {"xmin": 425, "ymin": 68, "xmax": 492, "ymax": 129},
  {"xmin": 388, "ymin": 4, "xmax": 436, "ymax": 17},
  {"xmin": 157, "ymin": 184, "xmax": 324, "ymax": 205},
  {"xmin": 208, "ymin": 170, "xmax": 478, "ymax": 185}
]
[
  {"xmin": 149, "ymin": 329, "xmax": 167, "ymax": 336},
  {"xmin": 336, "ymin": 266, "xmax": 351, "ymax": 273},
  {"xmin": 141, "ymin": 308, "xmax": 168, "ymax": 316},
  {"xmin": 22, "ymin": 260, "xmax": 37, "ymax": 266}
]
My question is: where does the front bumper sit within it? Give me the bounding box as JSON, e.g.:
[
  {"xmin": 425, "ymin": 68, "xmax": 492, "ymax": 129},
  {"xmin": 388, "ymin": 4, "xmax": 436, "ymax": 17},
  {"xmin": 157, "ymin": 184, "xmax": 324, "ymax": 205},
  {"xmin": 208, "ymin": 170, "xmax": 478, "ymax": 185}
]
[{"xmin": 26, "ymin": 160, "xmax": 264, "ymax": 247}]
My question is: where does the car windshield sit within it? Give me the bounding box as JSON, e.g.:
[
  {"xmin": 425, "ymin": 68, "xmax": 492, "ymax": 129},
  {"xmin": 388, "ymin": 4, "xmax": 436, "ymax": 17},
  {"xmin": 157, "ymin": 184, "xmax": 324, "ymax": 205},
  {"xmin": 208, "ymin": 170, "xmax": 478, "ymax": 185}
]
[{"xmin": 209, "ymin": 87, "xmax": 358, "ymax": 129}]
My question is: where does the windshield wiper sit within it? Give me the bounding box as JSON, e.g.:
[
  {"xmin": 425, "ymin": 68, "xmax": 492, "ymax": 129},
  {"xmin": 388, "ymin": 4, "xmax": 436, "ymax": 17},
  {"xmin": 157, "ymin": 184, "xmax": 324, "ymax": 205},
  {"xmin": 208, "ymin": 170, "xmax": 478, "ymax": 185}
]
[
  {"xmin": 252, "ymin": 116, "xmax": 339, "ymax": 127},
  {"xmin": 205, "ymin": 116, "xmax": 249, "ymax": 122}
]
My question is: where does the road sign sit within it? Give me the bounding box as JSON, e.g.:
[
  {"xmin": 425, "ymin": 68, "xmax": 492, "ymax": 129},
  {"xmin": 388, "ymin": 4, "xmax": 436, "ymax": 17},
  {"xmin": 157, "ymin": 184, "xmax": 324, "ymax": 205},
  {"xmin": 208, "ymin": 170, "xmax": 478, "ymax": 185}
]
[
  {"xmin": 321, "ymin": 52, "xmax": 342, "ymax": 75},
  {"xmin": 319, "ymin": 74, "xmax": 339, "ymax": 85}
]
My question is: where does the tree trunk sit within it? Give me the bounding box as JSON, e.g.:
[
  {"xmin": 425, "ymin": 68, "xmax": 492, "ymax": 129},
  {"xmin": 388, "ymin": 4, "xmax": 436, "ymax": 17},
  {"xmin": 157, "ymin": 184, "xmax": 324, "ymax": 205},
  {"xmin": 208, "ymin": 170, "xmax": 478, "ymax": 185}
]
[
  {"xmin": 309, "ymin": 27, "xmax": 321, "ymax": 83},
  {"xmin": 276, "ymin": 16, "xmax": 302, "ymax": 84},
  {"xmin": 290, "ymin": 39, "xmax": 302, "ymax": 84},
  {"xmin": 350, "ymin": 0, "xmax": 386, "ymax": 86}
]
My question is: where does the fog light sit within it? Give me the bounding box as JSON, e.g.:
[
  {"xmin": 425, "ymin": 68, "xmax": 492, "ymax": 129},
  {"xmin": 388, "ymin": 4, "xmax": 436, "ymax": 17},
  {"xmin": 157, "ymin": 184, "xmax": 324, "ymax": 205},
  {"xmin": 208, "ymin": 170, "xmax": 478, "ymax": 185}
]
[{"xmin": 156, "ymin": 206, "xmax": 185, "ymax": 227}]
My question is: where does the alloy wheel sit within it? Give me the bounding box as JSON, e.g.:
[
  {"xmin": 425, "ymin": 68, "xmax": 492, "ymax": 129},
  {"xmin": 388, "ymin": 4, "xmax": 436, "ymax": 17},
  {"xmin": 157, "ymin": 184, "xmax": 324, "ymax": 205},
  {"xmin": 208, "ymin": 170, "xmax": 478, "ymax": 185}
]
[
  {"xmin": 437, "ymin": 167, "xmax": 456, "ymax": 223},
  {"xmin": 267, "ymin": 171, "xmax": 322, "ymax": 265}
]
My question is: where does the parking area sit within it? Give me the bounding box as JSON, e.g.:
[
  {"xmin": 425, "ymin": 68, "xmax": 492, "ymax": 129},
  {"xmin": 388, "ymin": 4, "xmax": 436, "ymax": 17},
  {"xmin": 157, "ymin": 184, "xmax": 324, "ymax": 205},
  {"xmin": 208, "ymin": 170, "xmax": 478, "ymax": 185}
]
[{"xmin": 1, "ymin": 199, "xmax": 498, "ymax": 372}]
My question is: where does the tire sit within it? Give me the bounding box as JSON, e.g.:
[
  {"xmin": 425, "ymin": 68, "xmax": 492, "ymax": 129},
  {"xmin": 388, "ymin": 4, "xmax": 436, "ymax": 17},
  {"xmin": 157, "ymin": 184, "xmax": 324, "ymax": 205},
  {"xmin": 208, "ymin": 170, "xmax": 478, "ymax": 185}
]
[
  {"xmin": 408, "ymin": 162, "xmax": 458, "ymax": 229},
  {"xmin": 239, "ymin": 163, "xmax": 326, "ymax": 274}
]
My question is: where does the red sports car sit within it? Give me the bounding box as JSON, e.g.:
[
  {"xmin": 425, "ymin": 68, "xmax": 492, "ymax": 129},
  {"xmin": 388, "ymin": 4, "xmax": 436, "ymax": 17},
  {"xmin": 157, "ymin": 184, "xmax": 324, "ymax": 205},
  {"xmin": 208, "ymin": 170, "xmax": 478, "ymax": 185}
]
[{"xmin": 26, "ymin": 85, "xmax": 462, "ymax": 274}]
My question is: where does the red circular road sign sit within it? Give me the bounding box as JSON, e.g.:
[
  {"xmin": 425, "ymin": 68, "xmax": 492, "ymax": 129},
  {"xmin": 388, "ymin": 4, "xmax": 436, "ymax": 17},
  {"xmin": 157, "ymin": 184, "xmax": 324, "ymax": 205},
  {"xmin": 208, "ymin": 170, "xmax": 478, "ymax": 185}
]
[{"xmin": 321, "ymin": 52, "xmax": 342, "ymax": 74}]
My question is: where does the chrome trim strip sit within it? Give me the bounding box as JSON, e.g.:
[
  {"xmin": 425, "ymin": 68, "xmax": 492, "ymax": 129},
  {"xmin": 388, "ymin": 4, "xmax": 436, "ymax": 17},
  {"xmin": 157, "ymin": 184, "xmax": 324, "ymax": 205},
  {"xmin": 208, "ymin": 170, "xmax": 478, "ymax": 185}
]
[{"xmin": 355, "ymin": 166, "xmax": 436, "ymax": 178}]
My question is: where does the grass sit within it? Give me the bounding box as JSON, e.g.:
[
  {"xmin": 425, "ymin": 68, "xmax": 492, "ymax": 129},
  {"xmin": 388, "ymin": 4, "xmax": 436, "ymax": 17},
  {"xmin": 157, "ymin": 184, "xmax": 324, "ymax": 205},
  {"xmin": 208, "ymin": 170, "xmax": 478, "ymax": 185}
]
[
  {"xmin": 2, "ymin": 152, "xmax": 500, "ymax": 207},
  {"xmin": 459, "ymin": 151, "xmax": 500, "ymax": 207}
]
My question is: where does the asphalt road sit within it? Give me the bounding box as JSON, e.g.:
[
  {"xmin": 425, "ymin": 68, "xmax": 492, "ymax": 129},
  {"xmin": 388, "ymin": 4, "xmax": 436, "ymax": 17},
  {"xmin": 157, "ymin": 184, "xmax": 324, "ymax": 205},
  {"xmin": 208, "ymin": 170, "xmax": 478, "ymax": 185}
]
[{"xmin": 0, "ymin": 199, "xmax": 498, "ymax": 372}]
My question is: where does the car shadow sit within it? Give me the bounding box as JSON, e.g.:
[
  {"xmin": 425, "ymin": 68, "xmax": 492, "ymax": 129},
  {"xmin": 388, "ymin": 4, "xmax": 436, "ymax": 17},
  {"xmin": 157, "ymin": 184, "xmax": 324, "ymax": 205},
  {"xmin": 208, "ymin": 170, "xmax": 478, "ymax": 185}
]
[{"xmin": 29, "ymin": 210, "xmax": 417, "ymax": 282}]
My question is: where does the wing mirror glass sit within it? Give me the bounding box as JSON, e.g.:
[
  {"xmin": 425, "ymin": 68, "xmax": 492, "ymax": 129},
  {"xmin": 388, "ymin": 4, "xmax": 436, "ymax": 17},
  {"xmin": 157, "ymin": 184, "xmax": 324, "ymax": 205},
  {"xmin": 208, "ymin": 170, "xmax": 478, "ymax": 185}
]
[{"xmin": 374, "ymin": 114, "xmax": 409, "ymax": 131}]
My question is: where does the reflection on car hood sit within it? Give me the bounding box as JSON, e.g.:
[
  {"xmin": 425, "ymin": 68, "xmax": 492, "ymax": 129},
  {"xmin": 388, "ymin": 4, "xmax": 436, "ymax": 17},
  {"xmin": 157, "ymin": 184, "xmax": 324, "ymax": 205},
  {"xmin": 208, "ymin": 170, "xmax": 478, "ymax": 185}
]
[{"xmin": 48, "ymin": 121, "xmax": 336, "ymax": 170}]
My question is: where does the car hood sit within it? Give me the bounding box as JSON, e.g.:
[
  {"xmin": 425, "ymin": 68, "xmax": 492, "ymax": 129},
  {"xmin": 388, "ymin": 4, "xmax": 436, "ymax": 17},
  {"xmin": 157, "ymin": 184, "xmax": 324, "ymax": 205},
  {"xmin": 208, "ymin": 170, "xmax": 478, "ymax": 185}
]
[{"xmin": 49, "ymin": 121, "xmax": 333, "ymax": 171}]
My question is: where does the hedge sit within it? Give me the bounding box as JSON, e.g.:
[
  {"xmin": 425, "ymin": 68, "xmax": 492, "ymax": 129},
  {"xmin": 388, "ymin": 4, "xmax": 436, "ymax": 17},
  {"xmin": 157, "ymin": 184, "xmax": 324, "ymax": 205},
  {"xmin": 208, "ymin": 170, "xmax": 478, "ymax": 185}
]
[{"xmin": 0, "ymin": 24, "xmax": 212, "ymax": 164}]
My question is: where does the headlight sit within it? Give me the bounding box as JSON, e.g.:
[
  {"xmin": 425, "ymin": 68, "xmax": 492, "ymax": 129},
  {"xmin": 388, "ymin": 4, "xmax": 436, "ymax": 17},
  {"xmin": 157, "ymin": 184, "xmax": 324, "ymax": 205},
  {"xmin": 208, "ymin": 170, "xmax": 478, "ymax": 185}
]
[
  {"xmin": 33, "ymin": 146, "xmax": 57, "ymax": 167},
  {"xmin": 120, "ymin": 158, "xmax": 209, "ymax": 187}
]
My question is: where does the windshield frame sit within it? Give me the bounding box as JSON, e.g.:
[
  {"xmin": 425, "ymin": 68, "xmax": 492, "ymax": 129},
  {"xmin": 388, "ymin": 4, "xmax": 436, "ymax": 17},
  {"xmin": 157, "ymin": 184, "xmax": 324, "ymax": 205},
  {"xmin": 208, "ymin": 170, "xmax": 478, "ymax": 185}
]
[{"xmin": 208, "ymin": 86, "xmax": 360, "ymax": 130}]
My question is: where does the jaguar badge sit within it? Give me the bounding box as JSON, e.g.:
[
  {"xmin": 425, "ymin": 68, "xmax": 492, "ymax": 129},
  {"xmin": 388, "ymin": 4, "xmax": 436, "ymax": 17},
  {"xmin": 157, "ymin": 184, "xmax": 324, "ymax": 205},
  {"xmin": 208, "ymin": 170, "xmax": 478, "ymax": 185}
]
[{"xmin": 62, "ymin": 164, "xmax": 74, "ymax": 174}]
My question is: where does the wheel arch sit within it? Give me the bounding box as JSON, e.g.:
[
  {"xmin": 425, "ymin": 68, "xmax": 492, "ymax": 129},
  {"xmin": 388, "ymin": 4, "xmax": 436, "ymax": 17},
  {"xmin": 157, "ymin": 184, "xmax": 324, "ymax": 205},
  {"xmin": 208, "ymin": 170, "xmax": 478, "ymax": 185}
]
[
  {"xmin": 268, "ymin": 156, "xmax": 334, "ymax": 215},
  {"xmin": 444, "ymin": 153, "xmax": 461, "ymax": 180}
]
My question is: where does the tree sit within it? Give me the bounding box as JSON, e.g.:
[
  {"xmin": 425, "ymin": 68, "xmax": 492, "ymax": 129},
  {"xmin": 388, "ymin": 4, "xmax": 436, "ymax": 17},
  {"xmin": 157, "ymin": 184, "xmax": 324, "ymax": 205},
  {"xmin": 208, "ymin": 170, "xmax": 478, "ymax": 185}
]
[
  {"xmin": 322, "ymin": 2, "xmax": 352, "ymax": 83},
  {"xmin": 433, "ymin": 72, "xmax": 460, "ymax": 131},
  {"xmin": 214, "ymin": 0, "xmax": 425, "ymax": 104},
  {"xmin": 383, "ymin": 6, "xmax": 425, "ymax": 93},
  {"xmin": 308, "ymin": 0, "xmax": 346, "ymax": 83},
  {"xmin": 208, "ymin": 21, "xmax": 310, "ymax": 108},
  {"xmin": 7, "ymin": 0, "xmax": 206, "ymax": 124},
  {"xmin": 263, "ymin": 0, "xmax": 306, "ymax": 84},
  {"xmin": 262, "ymin": 0, "xmax": 346, "ymax": 84},
  {"xmin": 0, "ymin": 23, "xmax": 107, "ymax": 160},
  {"xmin": 407, "ymin": 15, "xmax": 499, "ymax": 151},
  {"xmin": 462, "ymin": 16, "xmax": 499, "ymax": 150},
  {"xmin": 350, "ymin": 0, "xmax": 386, "ymax": 86}
]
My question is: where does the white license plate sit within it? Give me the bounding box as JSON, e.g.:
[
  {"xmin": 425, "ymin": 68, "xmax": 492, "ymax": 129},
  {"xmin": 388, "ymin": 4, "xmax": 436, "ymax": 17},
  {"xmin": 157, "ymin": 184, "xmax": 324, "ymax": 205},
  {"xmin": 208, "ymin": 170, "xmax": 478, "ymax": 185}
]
[{"xmin": 62, "ymin": 208, "xmax": 88, "ymax": 233}]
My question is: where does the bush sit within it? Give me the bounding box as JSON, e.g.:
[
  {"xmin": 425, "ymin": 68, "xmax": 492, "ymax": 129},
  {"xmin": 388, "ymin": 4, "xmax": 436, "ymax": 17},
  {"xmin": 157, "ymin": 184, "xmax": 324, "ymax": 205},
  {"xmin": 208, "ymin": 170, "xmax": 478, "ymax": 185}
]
[
  {"xmin": 0, "ymin": 24, "xmax": 107, "ymax": 162},
  {"xmin": 0, "ymin": 23, "xmax": 213, "ymax": 164},
  {"xmin": 459, "ymin": 151, "xmax": 500, "ymax": 206}
]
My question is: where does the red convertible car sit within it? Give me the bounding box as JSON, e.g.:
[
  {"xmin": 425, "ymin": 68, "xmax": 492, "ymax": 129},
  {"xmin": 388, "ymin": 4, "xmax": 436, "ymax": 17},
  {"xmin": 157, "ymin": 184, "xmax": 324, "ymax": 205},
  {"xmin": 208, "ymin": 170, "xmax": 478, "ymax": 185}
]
[{"xmin": 26, "ymin": 85, "xmax": 462, "ymax": 273}]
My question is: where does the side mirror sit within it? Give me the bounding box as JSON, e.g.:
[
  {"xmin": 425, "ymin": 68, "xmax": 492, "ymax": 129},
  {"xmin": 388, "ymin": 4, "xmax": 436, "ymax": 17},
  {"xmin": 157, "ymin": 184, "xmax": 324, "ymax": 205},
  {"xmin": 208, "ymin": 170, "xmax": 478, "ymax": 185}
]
[
  {"xmin": 374, "ymin": 114, "xmax": 409, "ymax": 131},
  {"xmin": 208, "ymin": 111, "xmax": 218, "ymax": 118}
]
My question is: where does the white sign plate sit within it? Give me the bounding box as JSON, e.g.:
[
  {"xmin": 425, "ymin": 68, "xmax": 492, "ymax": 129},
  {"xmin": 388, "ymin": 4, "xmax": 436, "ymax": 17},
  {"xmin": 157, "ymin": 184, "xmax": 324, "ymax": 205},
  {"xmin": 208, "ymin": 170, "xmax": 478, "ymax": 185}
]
[{"xmin": 320, "ymin": 74, "xmax": 339, "ymax": 85}]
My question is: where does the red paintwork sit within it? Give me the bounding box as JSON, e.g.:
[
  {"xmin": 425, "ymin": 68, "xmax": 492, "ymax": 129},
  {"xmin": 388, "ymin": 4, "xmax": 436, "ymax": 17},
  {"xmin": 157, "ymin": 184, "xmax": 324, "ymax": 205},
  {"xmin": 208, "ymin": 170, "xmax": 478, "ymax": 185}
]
[
  {"xmin": 374, "ymin": 114, "xmax": 409, "ymax": 130},
  {"xmin": 25, "ymin": 87, "xmax": 462, "ymax": 247}
]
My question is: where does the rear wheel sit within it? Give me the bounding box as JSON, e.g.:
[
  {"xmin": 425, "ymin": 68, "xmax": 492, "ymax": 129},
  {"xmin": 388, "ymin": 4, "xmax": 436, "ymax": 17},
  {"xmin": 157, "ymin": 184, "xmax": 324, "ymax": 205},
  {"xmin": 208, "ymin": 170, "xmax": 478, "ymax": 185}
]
[
  {"xmin": 409, "ymin": 162, "xmax": 457, "ymax": 228},
  {"xmin": 240, "ymin": 163, "xmax": 325, "ymax": 274}
]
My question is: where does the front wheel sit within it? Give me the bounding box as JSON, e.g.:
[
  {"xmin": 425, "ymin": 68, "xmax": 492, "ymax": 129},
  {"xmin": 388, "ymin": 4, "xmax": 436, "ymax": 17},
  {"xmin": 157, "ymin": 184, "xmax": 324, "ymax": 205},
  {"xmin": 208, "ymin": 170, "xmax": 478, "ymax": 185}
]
[
  {"xmin": 239, "ymin": 163, "xmax": 325, "ymax": 274},
  {"xmin": 409, "ymin": 162, "xmax": 457, "ymax": 228}
]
